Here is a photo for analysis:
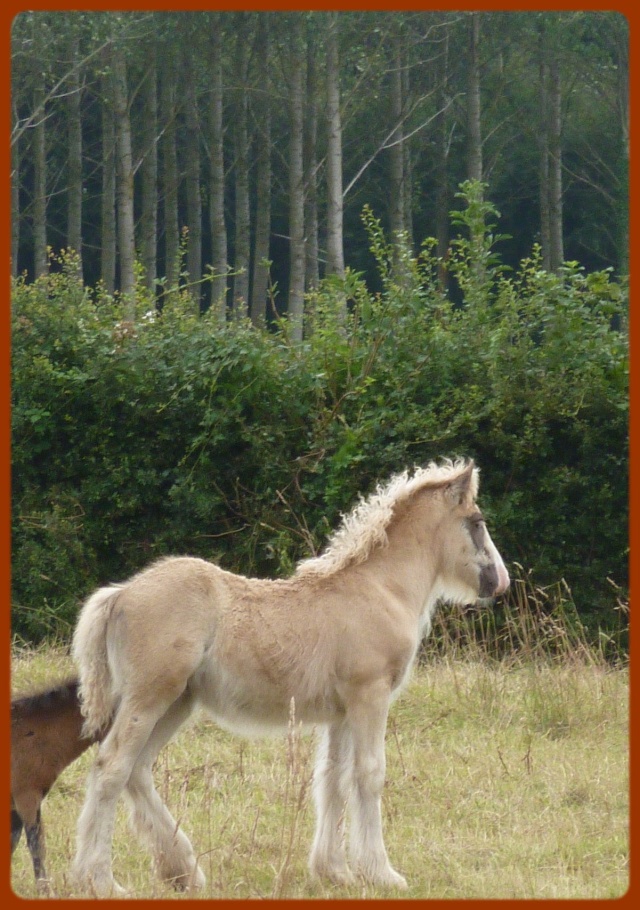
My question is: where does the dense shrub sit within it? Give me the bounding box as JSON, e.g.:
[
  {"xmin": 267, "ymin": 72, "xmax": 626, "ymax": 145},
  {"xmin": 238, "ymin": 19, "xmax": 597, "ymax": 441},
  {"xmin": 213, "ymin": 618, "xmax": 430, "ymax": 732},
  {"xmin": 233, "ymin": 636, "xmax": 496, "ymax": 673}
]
[{"xmin": 11, "ymin": 187, "xmax": 628, "ymax": 644}]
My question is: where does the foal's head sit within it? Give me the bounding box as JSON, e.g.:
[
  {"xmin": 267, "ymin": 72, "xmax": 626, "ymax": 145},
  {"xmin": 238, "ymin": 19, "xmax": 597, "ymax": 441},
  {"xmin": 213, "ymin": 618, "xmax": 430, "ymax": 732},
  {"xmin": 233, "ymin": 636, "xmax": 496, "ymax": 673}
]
[{"xmin": 429, "ymin": 460, "xmax": 510, "ymax": 605}]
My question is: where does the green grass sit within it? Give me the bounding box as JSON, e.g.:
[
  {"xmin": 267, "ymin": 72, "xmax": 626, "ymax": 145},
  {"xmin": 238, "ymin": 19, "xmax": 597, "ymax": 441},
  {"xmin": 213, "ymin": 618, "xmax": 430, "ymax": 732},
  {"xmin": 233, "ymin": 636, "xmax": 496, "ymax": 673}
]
[{"xmin": 11, "ymin": 637, "xmax": 628, "ymax": 900}]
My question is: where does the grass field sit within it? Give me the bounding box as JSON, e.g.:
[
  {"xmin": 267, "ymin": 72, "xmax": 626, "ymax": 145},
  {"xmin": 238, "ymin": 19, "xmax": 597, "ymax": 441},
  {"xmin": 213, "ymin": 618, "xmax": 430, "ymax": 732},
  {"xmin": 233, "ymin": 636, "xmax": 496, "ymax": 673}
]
[{"xmin": 10, "ymin": 631, "xmax": 628, "ymax": 900}]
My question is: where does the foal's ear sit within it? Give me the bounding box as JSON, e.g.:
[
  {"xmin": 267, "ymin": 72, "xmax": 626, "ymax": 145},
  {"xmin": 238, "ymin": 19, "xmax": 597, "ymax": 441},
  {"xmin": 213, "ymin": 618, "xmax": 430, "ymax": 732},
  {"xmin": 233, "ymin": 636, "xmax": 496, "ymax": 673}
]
[{"xmin": 445, "ymin": 460, "xmax": 478, "ymax": 506}]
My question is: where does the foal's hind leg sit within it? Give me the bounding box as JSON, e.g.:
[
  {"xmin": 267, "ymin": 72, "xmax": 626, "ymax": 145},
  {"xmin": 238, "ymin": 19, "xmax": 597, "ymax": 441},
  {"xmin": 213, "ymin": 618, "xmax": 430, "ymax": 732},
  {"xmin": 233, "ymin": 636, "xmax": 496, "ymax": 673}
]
[
  {"xmin": 309, "ymin": 719, "xmax": 354, "ymax": 885},
  {"xmin": 124, "ymin": 690, "xmax": 206, "ymax": 892},
  {"xmin": 73, "ymin": 699, "xmax": 172, "ymax": 897},
  {"xmin": 346, "ymin": 681, "xmax": 407, "ymax": 889}
]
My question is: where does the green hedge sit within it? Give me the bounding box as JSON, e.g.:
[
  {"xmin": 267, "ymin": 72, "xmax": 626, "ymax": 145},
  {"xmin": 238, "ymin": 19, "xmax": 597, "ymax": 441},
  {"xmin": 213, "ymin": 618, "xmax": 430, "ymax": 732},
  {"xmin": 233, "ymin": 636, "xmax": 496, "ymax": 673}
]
[{"xmin": 11, "ymin": 188, "xmax": 628, "ymax": 644}]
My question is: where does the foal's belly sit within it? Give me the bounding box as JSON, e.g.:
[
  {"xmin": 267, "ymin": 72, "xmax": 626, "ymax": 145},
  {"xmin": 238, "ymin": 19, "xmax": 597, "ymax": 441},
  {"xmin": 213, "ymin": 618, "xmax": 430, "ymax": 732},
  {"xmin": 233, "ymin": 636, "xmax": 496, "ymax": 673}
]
[{"xmin": 193, "ymin": 664, "xmax": 343, "ymax": 737}]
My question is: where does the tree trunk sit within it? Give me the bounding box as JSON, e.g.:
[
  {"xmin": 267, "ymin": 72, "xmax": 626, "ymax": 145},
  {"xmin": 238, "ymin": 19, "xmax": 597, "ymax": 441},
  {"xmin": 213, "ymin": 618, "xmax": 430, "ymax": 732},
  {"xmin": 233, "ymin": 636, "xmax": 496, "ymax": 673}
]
[
  {"xmin": 402, "ymin": 59, "xmax": 413, "ymax": 250},
  {"xmin": 161, "ymin": 52, "xmax": 179, "ymax": 304},
  {"xmin": 538, "ymin": 34, "xmax": 552, "ymax": 272},
  {"xmin": 466, "ymin": 12, "xmax": 486, "ymax": 292},
  {"xmin": 232, "ymin": 13, "xmax": 251, "ymax": 317},
  {"xmin": 467, "ymin": 12, "xmax": 483, "ymax": 184},
  {"xmin": 184, "ymin": 50, "xmax": 202, "ymax": 313},
  {"xmin": 11, "ymin": 102, "xmax": 20, "ymax": 278},
  {"xmin": 101, "ymin": 67, "xmax": 117, "ymax": 295},
  {"xmin": 287, "ymin": 17, "xmax": 306, "ymax": 341},
  {"xmin": 33, "ymin": 77, "xmax": 48, "ymax": 279},
  {"xmin": 548, "ymin": 56, "xmax": 564, "ymax": 272},
  {"xmin": 389, "ymin": 37, "xmax": 405, "ymax": 245},
  {"xmin": 66, "ymin": 34, "xmax": 83, "ymax": 279},
  {"xmin": 613, "ymin": 16, "xmax": 629, "ymax": 276},
  {"xmin": 325, "ymin": 14, "xmax": 344, "ymax": 280},
  {"xmin": 112, "ymin": 46, "xmax": 136, "ymax": 308},
  {"xmin": 435, "ymin": 25, "xmax": 451, "ymax": 292},
  {"xmin": 209, "ymin": 21, "xmax": 228, "ymax": 323},
  {"xmin": 141, "ymin": 45, "xmax": 158, "ymax": 295},
  {"xmin": 250, "ymin": 16, "xmax": 271, "ymax": 326},
  {"xmin": 304, "ymin": 27, "xmax": 319, "ymax": 292}
]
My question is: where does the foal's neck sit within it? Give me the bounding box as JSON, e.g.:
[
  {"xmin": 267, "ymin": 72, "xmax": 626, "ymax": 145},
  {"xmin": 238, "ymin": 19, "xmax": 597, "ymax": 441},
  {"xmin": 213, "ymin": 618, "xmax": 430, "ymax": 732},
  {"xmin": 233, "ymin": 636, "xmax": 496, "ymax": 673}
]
[{"xmin": 372, "ymin": 503, "xmax": 442, "ymax": 618}]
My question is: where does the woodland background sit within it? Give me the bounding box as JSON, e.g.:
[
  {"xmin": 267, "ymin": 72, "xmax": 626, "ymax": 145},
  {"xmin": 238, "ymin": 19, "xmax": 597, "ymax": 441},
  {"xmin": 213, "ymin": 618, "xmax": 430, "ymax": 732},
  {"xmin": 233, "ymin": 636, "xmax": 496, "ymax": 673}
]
[{"xmin": 10, "ymin": 11, "xmax": 628, "ymax": 648}]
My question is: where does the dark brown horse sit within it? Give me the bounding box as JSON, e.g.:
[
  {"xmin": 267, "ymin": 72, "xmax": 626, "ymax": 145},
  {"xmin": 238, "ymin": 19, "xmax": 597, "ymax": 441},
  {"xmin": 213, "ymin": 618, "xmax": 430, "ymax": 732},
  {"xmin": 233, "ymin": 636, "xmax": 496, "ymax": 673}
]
[{"xmin": 11, "ymin": 677, "xmax": 99, "ymax": 892}]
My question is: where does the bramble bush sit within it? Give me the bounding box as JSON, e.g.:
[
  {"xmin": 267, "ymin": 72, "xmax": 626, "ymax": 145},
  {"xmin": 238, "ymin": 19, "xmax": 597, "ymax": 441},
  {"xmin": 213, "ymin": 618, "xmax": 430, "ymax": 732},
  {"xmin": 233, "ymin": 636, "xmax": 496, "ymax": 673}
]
[{"xmin": 11, "ymin": 185, "xmax": 628, "ymax": 648}]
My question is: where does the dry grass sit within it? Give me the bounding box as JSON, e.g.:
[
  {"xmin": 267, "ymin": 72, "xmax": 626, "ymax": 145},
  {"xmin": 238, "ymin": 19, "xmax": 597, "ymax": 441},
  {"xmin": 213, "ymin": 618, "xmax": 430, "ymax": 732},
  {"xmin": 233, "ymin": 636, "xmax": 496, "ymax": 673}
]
[{"xmin": 10, "ymin": 631, "xmax": 628, "ymax": 900}]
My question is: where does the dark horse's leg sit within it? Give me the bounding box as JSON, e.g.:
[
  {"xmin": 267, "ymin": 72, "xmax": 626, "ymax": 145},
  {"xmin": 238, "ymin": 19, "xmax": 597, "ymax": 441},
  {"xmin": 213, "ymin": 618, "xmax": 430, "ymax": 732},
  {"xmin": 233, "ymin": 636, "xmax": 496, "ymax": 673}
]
[
  {"xmin": 12, "ymin": 800, "xmax": 49, "ymax": 892},
  {"xmin": 11, "ymin": 807, "xmax": 24, "ymax": 854},
  {"xmin": 25, "ymin": 808, "xmax": 47, "ymax": 888}
]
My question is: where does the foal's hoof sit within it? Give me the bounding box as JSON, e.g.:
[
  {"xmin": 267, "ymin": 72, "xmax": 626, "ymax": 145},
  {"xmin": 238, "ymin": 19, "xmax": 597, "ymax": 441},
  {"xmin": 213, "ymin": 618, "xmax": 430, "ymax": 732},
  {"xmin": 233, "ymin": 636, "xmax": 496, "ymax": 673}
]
[
  {"xmin": 308, "ymin": 856, "xmax": 354, "ymax": 887},
  {"xmin": 93, "ymin": 879, "xmax": 127, "ymax": 899},
  {"xmin": 73, "ymin": 869, "xmax": 127, "ymax": 899},
  {"xmin": 371, "ymin": 866, "xmax": 408, "ymax": 891},
  {"xmin": 359, "ymin": 865, "xmax": 408, "ymax": 890},
  {"xmin": 90, "ymin": 880, "xmax": 127, "ymax": 898},
  {"xmin": 166, "ymin": 864, "xmax": 206, "ymax": 892},
  {"xmin": 325, "ymin": 868, "xmax": 355, "ymax": 887},
  {"xmin": 383, "ymin": 868, "xmax": 408, "ymax": 890}
]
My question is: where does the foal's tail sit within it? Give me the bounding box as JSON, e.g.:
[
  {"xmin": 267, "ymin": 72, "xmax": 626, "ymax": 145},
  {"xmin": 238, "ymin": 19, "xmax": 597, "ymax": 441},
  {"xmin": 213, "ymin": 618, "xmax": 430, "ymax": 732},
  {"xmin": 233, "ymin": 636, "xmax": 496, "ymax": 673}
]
[{"xmin": 72, "ymin": 584, "xmax": 123, "ymax": 738}]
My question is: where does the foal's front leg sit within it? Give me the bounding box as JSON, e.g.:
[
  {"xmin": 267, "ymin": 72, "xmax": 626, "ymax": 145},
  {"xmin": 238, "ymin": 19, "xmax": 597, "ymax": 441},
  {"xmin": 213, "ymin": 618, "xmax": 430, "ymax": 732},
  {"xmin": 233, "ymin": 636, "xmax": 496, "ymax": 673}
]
[
  {"xmin": 346, "ymin": 681, "xmax": 407, "ymax": 890},
  {"xmin": 309, "ymin": 719, "xmax": 354, "ymax": 885}
]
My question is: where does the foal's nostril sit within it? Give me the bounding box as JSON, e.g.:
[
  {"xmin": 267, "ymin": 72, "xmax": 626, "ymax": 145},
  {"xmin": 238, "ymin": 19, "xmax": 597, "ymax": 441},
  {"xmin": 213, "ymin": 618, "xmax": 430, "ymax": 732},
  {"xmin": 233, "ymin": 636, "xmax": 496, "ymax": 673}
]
[
  {"xmin": 479, "ymin": 565, "xmax": 499, "ymax": 599},
  {"xmin": 479, "ymin": 562, "xmax": 510, "ymax": 598}
]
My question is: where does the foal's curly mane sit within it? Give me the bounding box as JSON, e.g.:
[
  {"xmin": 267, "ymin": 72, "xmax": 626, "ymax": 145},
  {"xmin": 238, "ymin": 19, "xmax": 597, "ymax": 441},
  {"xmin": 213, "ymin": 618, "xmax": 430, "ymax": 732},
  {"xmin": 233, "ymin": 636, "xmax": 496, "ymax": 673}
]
[{"xmin": 296, "ymin": 458, "xmax": 477, "ymax": 578}]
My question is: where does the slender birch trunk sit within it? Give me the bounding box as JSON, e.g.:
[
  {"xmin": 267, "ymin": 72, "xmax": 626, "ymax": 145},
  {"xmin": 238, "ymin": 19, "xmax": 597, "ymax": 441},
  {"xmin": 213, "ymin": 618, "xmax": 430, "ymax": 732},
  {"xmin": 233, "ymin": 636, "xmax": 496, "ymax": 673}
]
[
  {"xmin": 209, "ymin": 21, "xmax": 228, "ymax": 322},
  {"xmin": 402, "ymin": 58, "xmax": 413, "ymax": 250},
  {"xmin": 11, "ymin": 103, "xmax": 20, "ymax": 278},
  {"xmin": 141, "ymin": 45, "xmax": 158, "ymax": 295},
  {"xmin": 467, "ymin": 12, "xmax": 483, "ymax": 184},
  {"xmin": 233, "ymin": 13, "xmax": 251, "ymax": 317},
  {"xmin": 66, "ymin": 35, "xmax": 83, "ymax": 279},
  {"xmin": 538, "ymin": 31, "xmax": 551, "ymax": 272},
  {"xmin": 33, "ymin": 77, "xmax": 48, "ymax": 279},
  {"xmin": 304, "ymin": 28, "xmax": 319, "ymax": 292},
  {"xmin": 101, "ymin": 67, "xmax": 117, "ymax": 295},
  {"xmin": 184, "ymin": 50, "xmax": 202, "ymax": 313},
  {"xmin": 287, "ymin": 17, "xmax": 306, "ymax": 341},
  {"xmin": 548, "ymin": 57, "xmax": 564, "ymax": 272},
  {"xmin": 325, "ymin": 14, "xmax": 344, "ymax": 280},
  {"xmin": 614, "ymin": 17, "xmax": 629, "ymax": 276},
  {"xmin": 161, "ymin": 52, "xmax": 179, "ymax": 304},
  {"xmin": 250, "ymin": 16, "xmax": 271, "ymax": 326},
  {"xmin": 466, "ymin": 12, "xmax": 485, "ymax": 292},
  {"xmin": 435, "ymin": 26, "xmax": 451, "ymax": 292},
  {"xmin": 389, "ymin": 38, "xmax": 405, "ymax": 244},
  {"xmin": 112, "ymin": 46, "xmax": 136, "ymax": 308}
]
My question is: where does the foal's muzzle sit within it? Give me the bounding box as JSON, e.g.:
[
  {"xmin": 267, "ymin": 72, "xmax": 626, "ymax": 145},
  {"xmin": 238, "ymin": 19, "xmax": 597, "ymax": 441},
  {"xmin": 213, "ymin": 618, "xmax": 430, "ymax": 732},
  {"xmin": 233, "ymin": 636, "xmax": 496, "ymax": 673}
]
[{"xmin": 479, "ymin": 562, "xmax": 510, "ymax": 599}]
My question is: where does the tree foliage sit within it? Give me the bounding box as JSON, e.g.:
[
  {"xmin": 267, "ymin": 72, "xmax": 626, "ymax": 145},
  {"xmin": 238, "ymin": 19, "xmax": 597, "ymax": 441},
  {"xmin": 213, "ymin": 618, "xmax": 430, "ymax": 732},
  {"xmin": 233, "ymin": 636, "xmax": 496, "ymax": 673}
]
[{"xmin": 11, "ymin": 187, "xmax": 628, "ymax": 644}]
